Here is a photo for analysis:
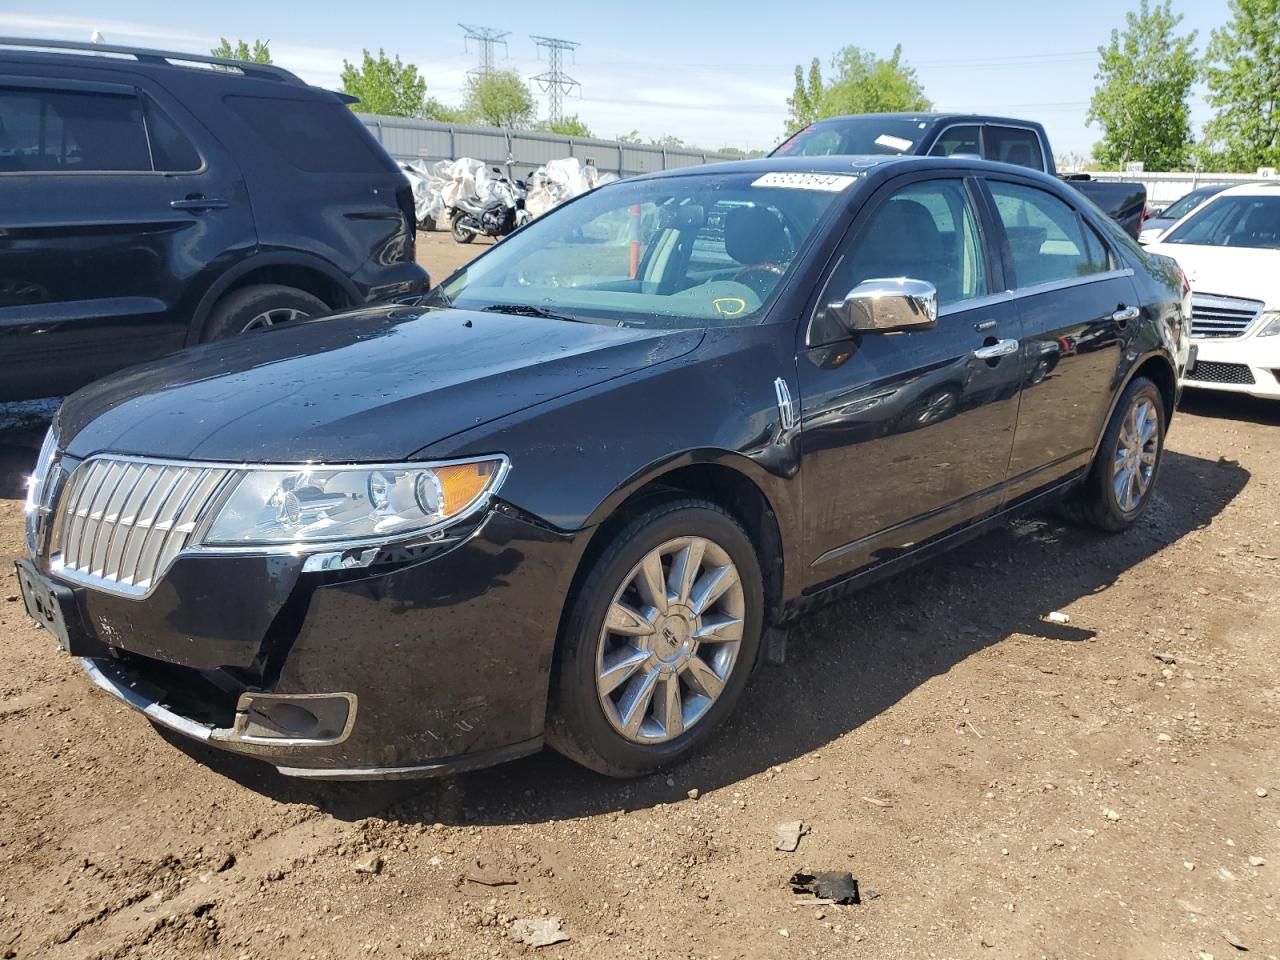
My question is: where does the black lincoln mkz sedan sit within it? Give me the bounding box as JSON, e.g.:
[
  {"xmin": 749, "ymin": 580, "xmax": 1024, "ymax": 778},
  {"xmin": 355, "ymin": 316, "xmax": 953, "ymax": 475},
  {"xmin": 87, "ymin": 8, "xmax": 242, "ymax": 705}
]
[{"xmin": 20, "ymin": 155, "xmax": 1192, "ymax": 779}]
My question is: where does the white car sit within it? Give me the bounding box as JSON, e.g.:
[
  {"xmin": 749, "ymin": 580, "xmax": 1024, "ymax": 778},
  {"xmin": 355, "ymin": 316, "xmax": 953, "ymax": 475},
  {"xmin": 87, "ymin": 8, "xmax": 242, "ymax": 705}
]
[{"xmin": 1147, "ymin": 182, "xmax": 1280, "ymax": 400}]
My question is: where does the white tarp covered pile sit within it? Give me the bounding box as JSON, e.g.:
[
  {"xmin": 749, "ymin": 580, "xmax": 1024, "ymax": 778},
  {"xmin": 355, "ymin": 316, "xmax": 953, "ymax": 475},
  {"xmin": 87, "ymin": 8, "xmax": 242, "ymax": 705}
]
[
  {"xmin": 403, "ymin": 155, "xmax": 619, "ymax": 226},
  {"xmin": 526, "ymin": 158, "xmax": 619, "ymax": 218},
  {"xmin": 401, "ymin": 158, "xmax": 486, "ymax": 225}
]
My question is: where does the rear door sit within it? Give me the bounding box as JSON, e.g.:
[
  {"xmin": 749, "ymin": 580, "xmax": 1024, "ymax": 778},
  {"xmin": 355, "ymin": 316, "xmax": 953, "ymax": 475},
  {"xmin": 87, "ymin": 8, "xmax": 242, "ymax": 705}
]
[
  {"xmin": 977, "ymin": 175, "xmax": 1141, "ymax": 502},
  {"xmin": 796, "ymin": 173, "xmax": 1025, "ymax": 585},
  {"xmin": 0, "ymin": 71, "xmax": 255, "ymax": 399}
]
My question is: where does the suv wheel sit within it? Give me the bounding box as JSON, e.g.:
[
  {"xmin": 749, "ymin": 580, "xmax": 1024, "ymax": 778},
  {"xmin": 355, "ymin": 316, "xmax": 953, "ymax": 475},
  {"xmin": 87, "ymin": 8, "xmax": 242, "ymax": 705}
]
[
  {"xmin": 547, "ymin": 499, "xmax": 763, "ymax": 777},
  {"xmin": 201, "ymin": 285, "xmax": 328, "ymax": 341},
  {"xmin": 1059, "ymin": 376, "xmax": 1166, "ymax": 532}
]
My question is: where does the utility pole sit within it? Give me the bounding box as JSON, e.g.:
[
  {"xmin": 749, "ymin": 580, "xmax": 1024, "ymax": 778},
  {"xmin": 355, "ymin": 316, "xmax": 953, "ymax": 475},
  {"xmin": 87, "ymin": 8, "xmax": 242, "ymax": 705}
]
[
  {"xmin": 458, "ymin": 24, "xmax": 509, "ymax": 79},
  {"xmin": 530, "ymin": 35, "xmax": 580, "ymax": 124}
]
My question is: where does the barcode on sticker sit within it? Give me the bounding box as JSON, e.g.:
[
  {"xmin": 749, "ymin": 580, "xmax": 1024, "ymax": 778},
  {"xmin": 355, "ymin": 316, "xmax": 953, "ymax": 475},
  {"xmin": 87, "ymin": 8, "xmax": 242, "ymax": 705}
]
[{"xmin": 752, "ymin": 172, "xmax": 857, "ymax": 192}]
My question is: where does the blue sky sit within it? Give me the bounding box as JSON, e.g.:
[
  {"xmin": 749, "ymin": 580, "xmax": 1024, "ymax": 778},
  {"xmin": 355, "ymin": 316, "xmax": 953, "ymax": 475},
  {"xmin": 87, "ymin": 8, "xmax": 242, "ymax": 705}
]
[{"xmin": 3, "ymin": 1, "xmax": 1232, "ymax": 159}]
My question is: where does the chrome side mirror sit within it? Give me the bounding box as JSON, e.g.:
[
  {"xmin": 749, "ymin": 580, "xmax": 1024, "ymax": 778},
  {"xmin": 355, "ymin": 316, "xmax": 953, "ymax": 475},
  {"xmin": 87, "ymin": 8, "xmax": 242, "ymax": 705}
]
[{"xmin": 827, "ymin": 278, "xmax": 938, "ymax": 333}]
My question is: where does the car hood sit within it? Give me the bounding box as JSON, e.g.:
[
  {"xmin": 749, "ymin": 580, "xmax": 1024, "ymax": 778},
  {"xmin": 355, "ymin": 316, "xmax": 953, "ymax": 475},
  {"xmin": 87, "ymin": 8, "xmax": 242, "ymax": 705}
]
[
  {"xmin": 57, "ymin": 305, "xmax": 703, "ymax": 462},
  {"xmin": 1145, "ymin": 242, "xmax": 1280, "ymax": 308}
]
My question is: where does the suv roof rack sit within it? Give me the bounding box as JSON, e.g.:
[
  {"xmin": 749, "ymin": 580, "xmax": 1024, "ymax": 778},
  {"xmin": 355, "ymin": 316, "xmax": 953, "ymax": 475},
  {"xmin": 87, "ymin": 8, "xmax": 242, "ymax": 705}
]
[{"xmin": 0, "ymin": 37, "xmax": 306, "ymax": 85}]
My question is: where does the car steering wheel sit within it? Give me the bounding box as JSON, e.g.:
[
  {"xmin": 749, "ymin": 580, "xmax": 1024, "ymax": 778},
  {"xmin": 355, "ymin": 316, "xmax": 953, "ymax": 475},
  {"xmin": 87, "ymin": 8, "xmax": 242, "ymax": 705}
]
[{"xmin": 733, "ymin": 262, "xmax": 787, "ymax": 296}]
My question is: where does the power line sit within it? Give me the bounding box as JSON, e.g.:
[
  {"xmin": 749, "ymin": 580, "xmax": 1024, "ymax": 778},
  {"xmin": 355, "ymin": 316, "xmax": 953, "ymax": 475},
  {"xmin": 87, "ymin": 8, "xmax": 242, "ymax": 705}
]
[
  {"xmin": 458, "ymin": 23, "xmax": 509, "ymax": 79},
  {"xmin": 530, "ymin": 34, "xmax": 580, "ymax": 123}
]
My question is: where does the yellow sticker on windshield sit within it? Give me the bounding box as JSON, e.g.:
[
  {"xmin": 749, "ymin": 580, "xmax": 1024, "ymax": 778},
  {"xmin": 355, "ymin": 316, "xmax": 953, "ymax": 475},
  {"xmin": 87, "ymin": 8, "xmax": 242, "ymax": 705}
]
[{"xmin": 713, "ymin": 297, "xmax": 747, "ymax": 317}]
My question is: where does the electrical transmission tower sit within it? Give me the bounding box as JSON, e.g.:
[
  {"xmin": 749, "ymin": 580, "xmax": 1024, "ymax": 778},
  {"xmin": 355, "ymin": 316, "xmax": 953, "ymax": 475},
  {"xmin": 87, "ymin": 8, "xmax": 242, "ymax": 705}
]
[
  {"xmin": 530, "ymin": 35, "xmax": 580, "ymax": 123},
  {"xmin": 459, "ymin": 24, "xmax": 509, "ymax": 78}
]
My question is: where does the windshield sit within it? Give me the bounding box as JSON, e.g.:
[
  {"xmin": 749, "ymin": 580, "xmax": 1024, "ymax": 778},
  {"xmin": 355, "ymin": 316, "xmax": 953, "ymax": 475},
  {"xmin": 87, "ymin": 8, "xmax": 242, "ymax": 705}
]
[
  {"xmin": 1163, "ymin": 194, "xmax": 1280, "ymax": 249},
  {"xmin": 1161, "ymin": 186, "xmax": 1226, "ymax": 221},
  {"xmin": 772, "ymin": 117, "xmax": 929, "ymax": 157},
  {"xmin": 434, "ymin": 171, "xmax": 852, "ymax": 328}
]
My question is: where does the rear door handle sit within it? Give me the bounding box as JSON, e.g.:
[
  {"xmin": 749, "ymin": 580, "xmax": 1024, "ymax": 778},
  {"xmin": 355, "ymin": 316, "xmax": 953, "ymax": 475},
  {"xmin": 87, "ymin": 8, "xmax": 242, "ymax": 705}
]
[
  {"xmin": 170, "ymin": 197, "xmax": 229, "ymax": 211},
  {"xmin": 973, "ymin": 338, "xmax": 1019, "ymax": 360},
  {"xmin": 1113, "ymin": 305, "xmax": 1141, "ymax": 324}
]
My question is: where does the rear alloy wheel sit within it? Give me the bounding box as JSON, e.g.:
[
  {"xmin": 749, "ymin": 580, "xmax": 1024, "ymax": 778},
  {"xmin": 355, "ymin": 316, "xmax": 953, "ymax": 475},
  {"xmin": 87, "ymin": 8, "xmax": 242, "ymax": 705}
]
[
  {"xmin": 548, "ymin": 500, "xmax": 763, "ymax": 776},
  {"xmin": 200, "ymin": 284, "xmax": 328, "ymax": 342},
  {"xmin": 1059, "ymin": 375, "xmax": 1166, "ymax": 532}
]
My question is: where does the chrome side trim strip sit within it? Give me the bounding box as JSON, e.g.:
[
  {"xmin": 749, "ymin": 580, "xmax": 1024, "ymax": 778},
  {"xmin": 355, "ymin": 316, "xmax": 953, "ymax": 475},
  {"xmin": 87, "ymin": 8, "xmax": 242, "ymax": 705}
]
[{"xmin": 80, "ymin": 656, "xmax": 214, "ymax": 742}]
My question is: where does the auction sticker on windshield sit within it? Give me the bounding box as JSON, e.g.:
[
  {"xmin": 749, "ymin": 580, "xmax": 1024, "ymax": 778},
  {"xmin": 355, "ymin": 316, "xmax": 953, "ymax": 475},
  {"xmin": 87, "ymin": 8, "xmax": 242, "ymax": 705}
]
[
  {"xmin": 874, "ymin": 133, "xmax": 914, "ymax": 151},
  {"xmin": 752, "ymin": 172, "xmax": 857, "ymax": 192}
]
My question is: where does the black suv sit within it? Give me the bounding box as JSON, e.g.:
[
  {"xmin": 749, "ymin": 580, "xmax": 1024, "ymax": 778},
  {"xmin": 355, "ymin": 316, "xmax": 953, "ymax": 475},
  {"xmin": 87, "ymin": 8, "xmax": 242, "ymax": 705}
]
[{"xmin": 0, "ymin": 38, "xmax": 427, "ymax": 401}]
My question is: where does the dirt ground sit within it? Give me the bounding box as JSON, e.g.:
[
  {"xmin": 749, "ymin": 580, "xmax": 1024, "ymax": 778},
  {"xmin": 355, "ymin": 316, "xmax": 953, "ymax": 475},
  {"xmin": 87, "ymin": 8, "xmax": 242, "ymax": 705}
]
[{"xmin": 0, "ymin": 231, "xmax": 1277, "ymax": 960}]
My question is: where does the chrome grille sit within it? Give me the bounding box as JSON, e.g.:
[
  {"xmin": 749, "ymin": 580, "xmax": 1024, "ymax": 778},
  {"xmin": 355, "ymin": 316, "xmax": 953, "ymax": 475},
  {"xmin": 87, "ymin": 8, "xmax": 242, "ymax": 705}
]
[
  {"xmin": 1190, "ymin": 293, "xmax": 1263, "ymax": 339},
  {"xmin": 51, "ymin": 457, "xmax": 231, "ymax": 596}
]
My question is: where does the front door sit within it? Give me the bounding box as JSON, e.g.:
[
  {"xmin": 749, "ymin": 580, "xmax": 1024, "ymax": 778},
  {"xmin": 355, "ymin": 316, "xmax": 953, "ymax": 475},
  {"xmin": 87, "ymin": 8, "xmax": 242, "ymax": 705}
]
[{"xmin": 796, "ymin": 174, "xmax": 1024, "ymax": 587}]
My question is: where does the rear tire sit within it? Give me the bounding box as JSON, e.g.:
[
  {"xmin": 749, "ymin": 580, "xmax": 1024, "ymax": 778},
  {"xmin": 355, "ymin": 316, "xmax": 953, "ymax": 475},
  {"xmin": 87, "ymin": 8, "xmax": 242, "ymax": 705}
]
[
  {"xmin": 451, "ymin": 213, "xmax": 475, "ymax": 244},
  {"xmin": 200, "ymin": 284, "xmax": 328, "ymax": 342},
  {"xmin": 1058, "ymin": 376, "xmax": 1166, "ymax": 532},
  {"xmin": 547, "ymin": 499, "xmax": 763, "ymax": 777}
]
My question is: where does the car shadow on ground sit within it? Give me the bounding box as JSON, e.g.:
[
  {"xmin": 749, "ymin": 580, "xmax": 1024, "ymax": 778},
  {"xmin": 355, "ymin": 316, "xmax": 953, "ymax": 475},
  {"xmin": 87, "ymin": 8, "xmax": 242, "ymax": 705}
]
[
  {"xmin": 162, "ymin": 445, "xmax": 1250, "ymax": 825},
  {"xmin": 1179, "ymin": 389, "xmax": 1280, "ymax": 427}
]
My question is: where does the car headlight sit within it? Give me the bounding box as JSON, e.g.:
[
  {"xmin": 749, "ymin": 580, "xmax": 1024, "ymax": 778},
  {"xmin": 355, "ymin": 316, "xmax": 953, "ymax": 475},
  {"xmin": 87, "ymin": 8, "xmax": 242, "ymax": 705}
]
[
  {"xmin": 1256, "ymin": 311, "xmax": 1280, "ymax": 337},
  {"xmin": 200, "ymin": 456, "xmax": 508, "ymax": 548}
]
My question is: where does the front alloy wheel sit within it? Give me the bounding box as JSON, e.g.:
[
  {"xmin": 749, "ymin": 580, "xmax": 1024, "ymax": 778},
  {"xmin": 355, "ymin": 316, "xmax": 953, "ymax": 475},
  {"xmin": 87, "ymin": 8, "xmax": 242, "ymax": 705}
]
[
  {"xmin": 548, "ymin": 499, "xmax": 763, "ymax": 777},
  {"xmin": 596, "ymin": 537, "xmax": 744, "ymax": 744}
]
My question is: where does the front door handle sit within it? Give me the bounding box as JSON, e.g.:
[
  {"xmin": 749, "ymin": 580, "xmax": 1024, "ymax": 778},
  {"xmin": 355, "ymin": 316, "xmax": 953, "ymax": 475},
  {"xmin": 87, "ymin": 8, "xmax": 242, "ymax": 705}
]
[
  {"xmin": 973, "ymin": 338, "xmax": 1019, "ymax": 360},
  {"xmin": 170, "ymin": 197, "xmax": 229, "ymax": 212},
  {"xmin": 1113, "ymin": 305, "xmax": 1141, "ymax": 324}
]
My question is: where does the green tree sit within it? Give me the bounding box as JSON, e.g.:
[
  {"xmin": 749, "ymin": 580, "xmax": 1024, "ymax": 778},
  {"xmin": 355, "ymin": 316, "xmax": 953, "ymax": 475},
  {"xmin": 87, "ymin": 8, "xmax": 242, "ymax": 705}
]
[
  {"xmin": 1087, "ymin": 0, "xmax": 1198, "ymax": 171},
  {"xmin": 542, "ymin": 114, "xmax": 593, "ymax": 137},
  {"xmin": 463, "ymin": 70, "xmax": 536, "ymax": 128},
  {"xmin": 210, "ymin": 37, "xmax": 272, "ymax": 63},
  {"xmin": 1200, "ymin": 0, "xmax": 1280, "ymax": 171},
  {"xmin": 340, "ymin": 49, "xmax": 431, "ymax": 118},
  {"xmin": 615, "ymin": 129, "xmax": 643, "ymax": 144},
  {"xmin": 786, "ymin": 45, "xmax": 930, "ymax": 134},
  {"xmin": 649, "ymin": 134, "xmax": 686, "ymax": 149}
]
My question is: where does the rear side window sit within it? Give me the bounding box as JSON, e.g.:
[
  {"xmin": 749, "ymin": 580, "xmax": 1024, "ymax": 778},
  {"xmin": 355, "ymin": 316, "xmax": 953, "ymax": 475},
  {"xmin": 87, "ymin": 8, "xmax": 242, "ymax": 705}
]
[
  {"xmin": 929, "ymin": 125, "xmax": 980, "ymax": 158},
  {"xmin": 984, "ymin": 126, "xmax": 1045, "ymax": 171},
  {"xmin": 987, "ymin": 181, "xmax": 1111, "ymax": 287},
  {"xmin": 0, "ymin": 86, "xmax": 150, "ymax": 172},
  {"xmin": 225, "ymin": 95, "xmax": 386, "ymax": 173},
  {"xmin": 144, "ymin": 101, "xmax": 201, "ymax": 172}
]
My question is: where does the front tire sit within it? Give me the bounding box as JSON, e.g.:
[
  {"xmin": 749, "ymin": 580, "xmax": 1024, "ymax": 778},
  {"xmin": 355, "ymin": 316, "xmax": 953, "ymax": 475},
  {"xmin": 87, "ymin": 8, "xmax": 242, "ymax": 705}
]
[
  {"xmin": 547, "ymin": 499, "xmax": 763, "ymax": 777},
  {"xmin": 1059, "ymin": 376, "xmax": 1166, "ymax": 532}
]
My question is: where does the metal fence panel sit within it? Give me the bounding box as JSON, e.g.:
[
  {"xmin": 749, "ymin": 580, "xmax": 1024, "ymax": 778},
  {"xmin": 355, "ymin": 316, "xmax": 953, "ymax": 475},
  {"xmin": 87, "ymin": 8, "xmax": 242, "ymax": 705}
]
[
  {"xmin": 357, "ymin": 113, "xmax": 739, "ymax": 178},
  {"xmin": 1085, "ymin": 171, "xmax": 1264, "ymax": 207}
]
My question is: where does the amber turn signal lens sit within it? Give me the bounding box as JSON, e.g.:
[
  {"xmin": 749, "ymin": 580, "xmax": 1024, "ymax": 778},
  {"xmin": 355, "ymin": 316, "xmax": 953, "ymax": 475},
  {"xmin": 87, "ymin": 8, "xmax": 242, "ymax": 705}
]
[{"xmin": 434, "ymin": 460, "xmax": 501, "ymax": 516}]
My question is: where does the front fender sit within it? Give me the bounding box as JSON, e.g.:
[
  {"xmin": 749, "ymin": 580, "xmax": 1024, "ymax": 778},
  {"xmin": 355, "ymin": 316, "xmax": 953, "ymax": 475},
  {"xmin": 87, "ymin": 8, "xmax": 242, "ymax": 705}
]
[{"xmin": 415, "ymin": 324, "xmax": 805, "ymax": 598}]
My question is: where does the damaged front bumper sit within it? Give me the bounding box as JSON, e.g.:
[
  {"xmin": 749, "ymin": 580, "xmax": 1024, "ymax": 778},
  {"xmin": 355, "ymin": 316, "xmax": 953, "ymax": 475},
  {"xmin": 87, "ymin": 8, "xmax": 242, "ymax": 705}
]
[{"xmin": 32, "ymin": 506, "xmax": 585, "ymax": 778}]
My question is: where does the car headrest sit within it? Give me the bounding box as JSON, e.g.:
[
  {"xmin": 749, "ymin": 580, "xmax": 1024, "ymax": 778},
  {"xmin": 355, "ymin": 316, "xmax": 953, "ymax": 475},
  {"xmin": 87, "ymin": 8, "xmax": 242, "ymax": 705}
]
[{"xmin": 724, "ymin": 206, "xmax": 791, "ymax": 265}]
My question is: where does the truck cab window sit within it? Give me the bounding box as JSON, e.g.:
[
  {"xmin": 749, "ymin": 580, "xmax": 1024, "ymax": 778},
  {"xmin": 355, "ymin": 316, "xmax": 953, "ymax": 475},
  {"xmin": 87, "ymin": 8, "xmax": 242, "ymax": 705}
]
[{"xmin": 984, "ymin": 126, "xmax": 1045, "ymax": 171}]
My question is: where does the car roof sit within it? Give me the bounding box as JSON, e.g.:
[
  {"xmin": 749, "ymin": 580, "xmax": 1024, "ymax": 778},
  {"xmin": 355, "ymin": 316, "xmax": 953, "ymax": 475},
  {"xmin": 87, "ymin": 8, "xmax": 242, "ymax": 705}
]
[
  {"xmin": 0, "ymin": 36, "xmax": 313, "ymax": 90},
  {"xmin": 637, "ymin": 153, "xmax": 1057, "ymax": 184},
  {"xmin": 803, "ymin": 112, "xmax": 1044, "ymax": 128},
  {"xmin": 1215, "ymin": 181, "xmax": 1280, "ymax": 198}
]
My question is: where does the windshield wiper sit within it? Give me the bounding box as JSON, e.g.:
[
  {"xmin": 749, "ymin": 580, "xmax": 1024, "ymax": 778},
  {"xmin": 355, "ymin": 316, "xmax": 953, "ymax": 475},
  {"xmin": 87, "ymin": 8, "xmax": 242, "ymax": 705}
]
[{"xmin": 479, "ymin": 303, "xmax": 585, "ymax": 323}]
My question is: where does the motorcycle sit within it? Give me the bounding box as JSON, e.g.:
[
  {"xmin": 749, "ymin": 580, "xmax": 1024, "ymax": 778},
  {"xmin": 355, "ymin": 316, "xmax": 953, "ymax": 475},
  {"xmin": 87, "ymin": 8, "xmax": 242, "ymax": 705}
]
[{"xmin": 450, "ymin": 167, "xmax": 531, "ymax": 244}]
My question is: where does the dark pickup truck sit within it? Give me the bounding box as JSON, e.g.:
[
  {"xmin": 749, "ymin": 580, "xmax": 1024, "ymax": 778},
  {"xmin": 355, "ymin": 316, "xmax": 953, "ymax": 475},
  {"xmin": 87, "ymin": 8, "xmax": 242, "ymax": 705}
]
[{"xmin": 773, "ymin": 113, "xmax": 1148, "ymax": 238}]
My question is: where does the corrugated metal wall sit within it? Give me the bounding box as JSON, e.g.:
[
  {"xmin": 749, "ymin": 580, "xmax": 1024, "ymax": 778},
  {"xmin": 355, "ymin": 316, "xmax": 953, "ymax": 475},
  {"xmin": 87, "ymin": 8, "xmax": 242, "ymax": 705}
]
[
  {"xmin": 1085, "ymin": 170, "xmax": 1274, "ymax": 207},
  {"xmin": 357, "ymin": 113, "xmax": 739, "ymax": 179}
]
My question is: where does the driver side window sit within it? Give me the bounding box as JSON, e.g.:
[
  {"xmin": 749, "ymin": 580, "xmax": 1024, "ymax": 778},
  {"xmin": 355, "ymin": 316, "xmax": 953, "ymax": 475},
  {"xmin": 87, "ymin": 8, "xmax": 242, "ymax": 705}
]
[{"xmin": 821, "ymin": 178, "xmax": 988, "ymax": 316}]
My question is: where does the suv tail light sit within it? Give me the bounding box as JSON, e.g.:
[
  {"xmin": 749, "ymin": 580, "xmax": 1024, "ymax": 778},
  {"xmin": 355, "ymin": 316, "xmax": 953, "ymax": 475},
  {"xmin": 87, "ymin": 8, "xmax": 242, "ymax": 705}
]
[{"xmin": 395, "ymin": 185, "xmax": 417, "ymax": 264}]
